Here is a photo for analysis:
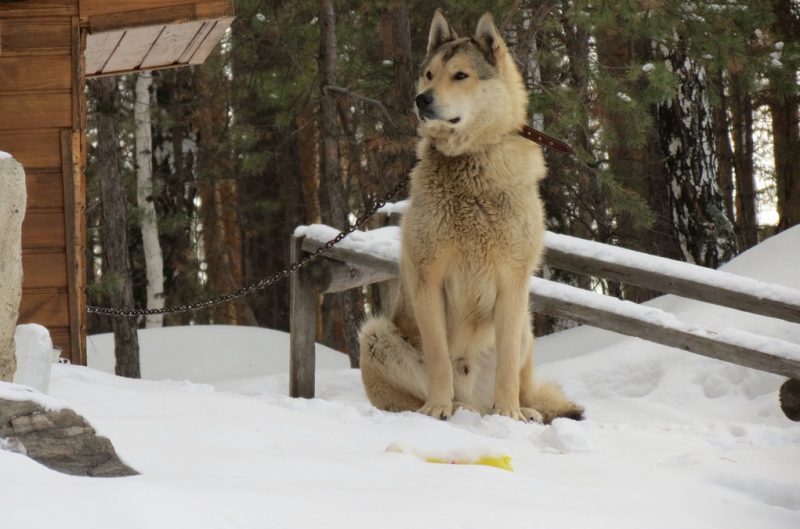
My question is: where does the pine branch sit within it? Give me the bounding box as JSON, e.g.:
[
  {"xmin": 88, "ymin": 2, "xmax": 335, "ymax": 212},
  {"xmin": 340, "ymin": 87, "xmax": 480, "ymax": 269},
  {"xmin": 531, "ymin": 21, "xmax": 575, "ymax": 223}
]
[{"xmin": 323, "ymin": 85, "xmax": 401, "ymax": 131}]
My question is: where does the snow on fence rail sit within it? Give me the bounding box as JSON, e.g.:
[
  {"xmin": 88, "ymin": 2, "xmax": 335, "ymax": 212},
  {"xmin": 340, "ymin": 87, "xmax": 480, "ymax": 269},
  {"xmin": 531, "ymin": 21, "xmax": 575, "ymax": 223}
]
[{"xmin": 289, "ymin": 224, "xmax": 800, "ymax": 399}]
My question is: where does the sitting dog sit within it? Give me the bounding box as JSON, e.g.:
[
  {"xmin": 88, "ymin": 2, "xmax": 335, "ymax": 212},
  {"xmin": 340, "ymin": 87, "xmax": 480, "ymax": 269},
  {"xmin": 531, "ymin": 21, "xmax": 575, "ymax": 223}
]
[{"xmin": 359, "ymin": 9, "xmax": 584, "ymax": 423}]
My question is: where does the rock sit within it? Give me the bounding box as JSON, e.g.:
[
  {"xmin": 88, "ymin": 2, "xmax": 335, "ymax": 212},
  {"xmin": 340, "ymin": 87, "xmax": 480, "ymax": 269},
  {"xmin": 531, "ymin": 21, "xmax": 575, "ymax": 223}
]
[
  {"xmin": 0, "ymin": 397, "xmax": 139, "ymax": 477},
  {"xmin": 0, "ymin": 155, "xmax": 26, "ymax": 382},
  {"xmin": 779, "ymin": 379, "xmax": 800, "ymax": 422}
]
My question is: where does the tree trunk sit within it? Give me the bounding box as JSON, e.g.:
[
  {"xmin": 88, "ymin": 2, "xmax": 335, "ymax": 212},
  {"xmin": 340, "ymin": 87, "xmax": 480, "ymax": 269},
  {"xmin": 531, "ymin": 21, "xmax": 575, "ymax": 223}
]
[
  {"xmin": 195, "ymin": 54, "xmax": 247, "ymax": 326},
  {"xmin": 711, "ymin": 73, "xmax": 736, "ymax": 226},
  {"xmin": 135, "ymin": 72, "xmax": 165, "ymax": 327},
  {"xmin": 772, "ymin": 0, "xmax": 800, "ymax": 232},
  {"xmin": 729, "ymin": 78, "xmax": 758, "ymax": 250},
  {"xmin": 155, "ymin": 69, "xmax": 199, "ymax": 326},
  {"xmin": 91, "ymin": 76, "xmax": 141, "ymax": 379},
  {"xmin": 657, "ymin": 50, "xmax": 738, "ymax": 267},
  {"xmin": 772, "ymin": 98, "xmax": 800, "ymax": 232},
  {"xmin": 594, "ymin": 24, "xmax": 682, "ymax": 304},
  {"xmin": 319, "ymin": 0, "xmax": 362, "ymax": 367},
  {"xmin": 296, "ymin": 106, "xmax": 321, "ymax": 226}
]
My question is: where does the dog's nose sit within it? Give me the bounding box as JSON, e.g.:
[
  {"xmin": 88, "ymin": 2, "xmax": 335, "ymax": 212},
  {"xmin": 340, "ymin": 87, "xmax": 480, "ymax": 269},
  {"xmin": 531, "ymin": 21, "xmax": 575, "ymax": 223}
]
[{"xmin": 415, "ymin": 92, "xmax": 433, "ymax": 112}]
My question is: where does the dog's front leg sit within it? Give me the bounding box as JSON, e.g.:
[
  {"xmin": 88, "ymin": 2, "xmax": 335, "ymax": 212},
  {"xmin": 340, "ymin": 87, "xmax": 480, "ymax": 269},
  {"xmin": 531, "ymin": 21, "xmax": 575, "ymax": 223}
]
[
  {"xmin": 492, "ymin": 276, "xmax": 529, "ymax": 421},
  {"xmin": 409, "ymin": 273, "xmax": 454, "ymax": 420}
]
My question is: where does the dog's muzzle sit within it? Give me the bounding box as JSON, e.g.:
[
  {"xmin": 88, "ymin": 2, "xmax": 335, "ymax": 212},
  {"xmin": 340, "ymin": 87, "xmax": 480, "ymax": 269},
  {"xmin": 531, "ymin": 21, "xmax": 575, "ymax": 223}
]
[
  {"xmin": 415, "ymin": 92, "xmax": 460, "ymax": 124},
  {"xmin": 415, "ymin": 92, "xmax": 433, "ymax": 111},
  {"xmin": 415, "ymin": 92, "xmax": 435, "ymax": 120}
]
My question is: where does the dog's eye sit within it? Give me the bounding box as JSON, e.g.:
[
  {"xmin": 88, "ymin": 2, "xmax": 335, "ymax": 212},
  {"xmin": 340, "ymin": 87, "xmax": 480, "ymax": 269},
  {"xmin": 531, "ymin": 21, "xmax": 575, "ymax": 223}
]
[
  {"xmin": 453, "ymin": 72, "xmax": 469, "ymax": 81},
  {"xmin": 426, "ymin": 71, "xmax": 433, "ymax": 80}
]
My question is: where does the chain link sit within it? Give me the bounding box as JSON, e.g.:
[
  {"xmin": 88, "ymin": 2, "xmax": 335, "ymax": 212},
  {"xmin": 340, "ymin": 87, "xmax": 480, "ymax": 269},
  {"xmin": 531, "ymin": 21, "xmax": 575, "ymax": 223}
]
[{"xmin": 88, "ymin": 175, "xmax": 410, "ymax": 317}]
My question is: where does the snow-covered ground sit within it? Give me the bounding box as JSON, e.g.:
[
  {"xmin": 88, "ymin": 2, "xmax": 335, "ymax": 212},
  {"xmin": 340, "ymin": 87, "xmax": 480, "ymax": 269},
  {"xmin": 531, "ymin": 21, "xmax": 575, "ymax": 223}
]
[{"xmin": 3, "ymin": 228, "xmax": 800, "ymax": 528}]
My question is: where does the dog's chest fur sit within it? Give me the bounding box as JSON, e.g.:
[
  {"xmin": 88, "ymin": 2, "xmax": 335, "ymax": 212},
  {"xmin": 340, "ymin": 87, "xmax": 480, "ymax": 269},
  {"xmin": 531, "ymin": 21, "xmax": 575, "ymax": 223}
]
[{"xmin": 403, "ymin": 139, "xmax": 545, "ymax": 274}]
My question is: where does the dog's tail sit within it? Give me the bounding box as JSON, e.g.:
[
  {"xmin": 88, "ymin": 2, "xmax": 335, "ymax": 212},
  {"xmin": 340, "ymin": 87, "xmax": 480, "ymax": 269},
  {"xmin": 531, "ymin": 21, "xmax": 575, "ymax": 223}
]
[{"xmin": 525, "ymin": 380, "xmax": 585, "ymax": 424}]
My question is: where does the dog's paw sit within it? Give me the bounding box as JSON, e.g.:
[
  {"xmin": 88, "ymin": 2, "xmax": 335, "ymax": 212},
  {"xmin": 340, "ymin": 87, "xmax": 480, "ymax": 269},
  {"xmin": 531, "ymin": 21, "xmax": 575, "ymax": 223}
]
[
  {"xmin": 520, "ymin": 407, "xmax": 544, "ymax": 423},
  {"xmin": 418, "ymin": 402, "xmax": 453, "ymax": 420},
  {"xmin": 493, "ymin": 406, "xmax": 542, "ymax": 422}
]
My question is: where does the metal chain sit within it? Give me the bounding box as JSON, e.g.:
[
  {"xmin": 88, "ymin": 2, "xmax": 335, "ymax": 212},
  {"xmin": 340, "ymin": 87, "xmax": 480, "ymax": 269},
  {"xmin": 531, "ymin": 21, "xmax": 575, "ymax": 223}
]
[{"xmin": 88, "ymin": 175, "xmax": 410, "ymax": 317}]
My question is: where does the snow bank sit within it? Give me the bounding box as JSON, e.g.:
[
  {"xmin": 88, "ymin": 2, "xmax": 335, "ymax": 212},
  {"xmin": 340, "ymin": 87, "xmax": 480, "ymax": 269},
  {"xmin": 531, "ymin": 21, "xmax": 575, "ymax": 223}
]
[{"xmin": 2, "ymin": 226, "xmax": 799, "ymax": 529}]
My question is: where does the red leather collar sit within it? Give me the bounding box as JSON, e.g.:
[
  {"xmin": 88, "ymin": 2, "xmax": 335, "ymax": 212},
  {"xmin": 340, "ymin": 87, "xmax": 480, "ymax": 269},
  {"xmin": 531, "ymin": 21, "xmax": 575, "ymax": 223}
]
[{"xmin": 519, "ymin": 125, "xmax": 574, "ymax": 155}]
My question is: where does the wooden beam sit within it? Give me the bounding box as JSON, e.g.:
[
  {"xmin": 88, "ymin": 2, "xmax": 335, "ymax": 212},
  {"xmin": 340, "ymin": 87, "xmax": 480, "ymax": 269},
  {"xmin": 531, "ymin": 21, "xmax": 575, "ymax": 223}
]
[
  {"xmin": 289, "ymin": 235, "xmax": 319, "ymax": 399},
  {"xmin": 544, "ymin": 235, "xmax": 800, "ymax": 325},
  {"xmin": 298, "ymin": 226, "xmax": 800, "ymax": 381},
  {"xmin": 85, "ymin": 2, "xmax": 235, "ymax": 33},
  {"xmin": 300, "ymin": 236, "xmax": 400, "ymax": 277},
  {"xmin": 71, "ymin": 15, "xmax": 87, "ymax": 365},
  {"xmin": 80, "ymin": 0, "xmax": 234, "ymax": 20},
  {"xmin": 63, "ymin": 129, "xmax": 86, "ymax": 365},
  {"xmin": 528, "ymin": 277, "xmax": 800, "ymax": 380},
  {"xmin": 87, "ymin": 5, "xmax": 197, "ymax": 33},
  {"xmin": 303, "ymin": 257, "xmax": 397, "ymax": 294}
]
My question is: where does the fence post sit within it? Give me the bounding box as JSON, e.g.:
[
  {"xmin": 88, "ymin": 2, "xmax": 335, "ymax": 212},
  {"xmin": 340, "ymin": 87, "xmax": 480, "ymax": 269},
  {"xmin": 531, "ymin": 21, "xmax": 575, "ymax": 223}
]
[{"xmin": 289, "ymin": 234, "xmax": 317, "ymax": 398}]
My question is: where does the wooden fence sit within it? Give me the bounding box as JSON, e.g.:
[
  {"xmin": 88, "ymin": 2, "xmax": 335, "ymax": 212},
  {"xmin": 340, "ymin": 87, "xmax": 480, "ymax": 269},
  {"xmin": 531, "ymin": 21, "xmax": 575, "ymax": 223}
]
[{"xmin": 289, "ymin": 221, "xmax": 800, "ymax": 402}]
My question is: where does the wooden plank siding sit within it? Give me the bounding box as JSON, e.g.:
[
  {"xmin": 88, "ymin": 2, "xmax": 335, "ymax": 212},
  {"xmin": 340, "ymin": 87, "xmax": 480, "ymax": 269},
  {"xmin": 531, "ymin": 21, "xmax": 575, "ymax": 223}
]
[
  {"xmin": 0, "ymin": 56, "xmax": 72, "ymax": 91},
  {"xmin": 0, "ymin": 132, "xmax": 64, "ymax": 171},
  {"xmin": 79, "ymin": 0, "xmax": 234, "ymax": 23},
  {"xmin": 0, "ymin": 1, "xmax": 83, "ymax": 363},
  {"xmin": 1, "ymin": 1, "xmax": 233, "ymax": 366}
]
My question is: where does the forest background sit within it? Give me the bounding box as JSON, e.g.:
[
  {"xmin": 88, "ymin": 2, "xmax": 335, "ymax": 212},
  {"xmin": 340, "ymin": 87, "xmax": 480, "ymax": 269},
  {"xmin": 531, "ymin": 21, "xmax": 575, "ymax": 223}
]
[{"xmin": 85, "ymin": 0, "xmax": 800, "ymax": 376}]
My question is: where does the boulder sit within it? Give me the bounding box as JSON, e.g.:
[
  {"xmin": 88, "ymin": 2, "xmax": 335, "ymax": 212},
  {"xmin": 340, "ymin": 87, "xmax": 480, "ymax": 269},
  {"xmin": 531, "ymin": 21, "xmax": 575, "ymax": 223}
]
[
  {"xmin": 0, "ymin": 154, "xmax": 26, "ymax": 382},
  {"xmin": 0, "ymin": 391, "xmax": 138, "ymax": 477},
  {"xmin": 780, "ymin": 378, "xmax": 800, "ymax": 422}
]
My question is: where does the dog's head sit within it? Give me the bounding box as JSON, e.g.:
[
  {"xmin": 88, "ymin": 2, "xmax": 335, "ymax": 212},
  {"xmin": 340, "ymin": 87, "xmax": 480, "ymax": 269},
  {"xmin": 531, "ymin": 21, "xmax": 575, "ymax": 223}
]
[{"xmin": 414, "ymin": 9, "xmax": 527, "ymax": 154}]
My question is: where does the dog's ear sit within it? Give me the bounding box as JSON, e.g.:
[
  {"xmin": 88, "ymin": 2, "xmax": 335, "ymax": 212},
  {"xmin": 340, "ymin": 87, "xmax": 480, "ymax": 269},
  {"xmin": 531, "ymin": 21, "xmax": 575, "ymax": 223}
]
[
  {"xmin": 427, "ymin": 9, "xmax": 458, "ymax": 54},
  {"xmin": 474, "ymin": 12, "xmax": 505, "ymax": 65}
]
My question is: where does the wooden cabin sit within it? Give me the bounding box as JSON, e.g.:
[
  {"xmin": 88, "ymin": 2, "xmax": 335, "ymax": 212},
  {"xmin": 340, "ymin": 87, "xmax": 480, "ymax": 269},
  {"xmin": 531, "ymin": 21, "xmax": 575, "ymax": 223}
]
[{"xmin": 0, "ymin": 0, "xmax": 235, "ymax": 365}]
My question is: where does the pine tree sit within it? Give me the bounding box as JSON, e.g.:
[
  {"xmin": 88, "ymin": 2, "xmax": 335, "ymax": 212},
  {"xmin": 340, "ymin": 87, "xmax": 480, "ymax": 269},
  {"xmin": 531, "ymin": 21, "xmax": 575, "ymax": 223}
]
[
  {"xmin": 89, "ymin": 76, "xmax": 141, "ymax": 378},
  {"xmin": 770, "ymin": 0, "xmax": 800, "ymax": 232}
]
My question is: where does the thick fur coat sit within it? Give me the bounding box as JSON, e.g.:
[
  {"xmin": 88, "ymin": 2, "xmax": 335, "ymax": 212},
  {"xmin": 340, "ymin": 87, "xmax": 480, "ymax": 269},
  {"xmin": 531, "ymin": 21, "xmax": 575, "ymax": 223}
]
[{"xmin": 359, "ymin": 10, "xmax": 583, "ymax": 423}]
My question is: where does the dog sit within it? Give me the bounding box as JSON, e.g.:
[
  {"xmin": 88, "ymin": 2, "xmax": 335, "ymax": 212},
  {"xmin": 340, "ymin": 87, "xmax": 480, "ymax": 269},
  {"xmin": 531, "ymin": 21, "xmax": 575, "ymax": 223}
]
[{"xmin": 358, "ymin": 9, "xmax": 584, "ymax": 423}]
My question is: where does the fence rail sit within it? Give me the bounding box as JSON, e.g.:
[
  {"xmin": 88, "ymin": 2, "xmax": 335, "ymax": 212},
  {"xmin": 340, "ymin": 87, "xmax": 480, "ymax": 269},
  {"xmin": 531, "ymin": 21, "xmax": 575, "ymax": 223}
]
[{"xmin": 290, "ymin": 224, "xmax": 800, "ymax": 401}]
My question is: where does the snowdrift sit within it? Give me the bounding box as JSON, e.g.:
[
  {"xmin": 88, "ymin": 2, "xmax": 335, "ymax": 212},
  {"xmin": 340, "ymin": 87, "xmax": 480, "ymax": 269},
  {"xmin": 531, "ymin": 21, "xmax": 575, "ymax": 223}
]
[{"xmin": 2, "ymin": 227, "xmax": 799, "ymax": 528}]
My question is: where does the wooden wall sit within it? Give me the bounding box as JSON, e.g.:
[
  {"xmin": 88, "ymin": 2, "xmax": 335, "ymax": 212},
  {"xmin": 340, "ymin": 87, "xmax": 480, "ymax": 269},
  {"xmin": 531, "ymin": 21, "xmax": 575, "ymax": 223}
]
[
  {"xmin": 0, "ymin": 0, "xmax": 233, "ymax": 367},
  {"xmin": 0, "ymin": 0, "xmax": 86, "ymax": 364}
]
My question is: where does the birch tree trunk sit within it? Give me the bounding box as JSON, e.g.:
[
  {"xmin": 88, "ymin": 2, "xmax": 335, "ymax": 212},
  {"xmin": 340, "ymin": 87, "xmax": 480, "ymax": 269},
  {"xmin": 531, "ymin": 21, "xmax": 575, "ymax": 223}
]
[
  {"xmin": 657, "ymin": 50, "xmax": 738, "ymax": 268},
  {"xmin": 92, "ymin": 76, "xmax": 141, "ymax": 379},
  {"xmin": 135, "ymin": 72, "xmax": 165, "ymax": 328}
]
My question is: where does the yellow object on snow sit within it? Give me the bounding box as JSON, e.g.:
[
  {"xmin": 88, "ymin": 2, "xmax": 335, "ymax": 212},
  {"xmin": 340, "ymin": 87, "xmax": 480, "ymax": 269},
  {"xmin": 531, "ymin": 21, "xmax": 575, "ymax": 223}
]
[
  {"xmin": 425, "ymin": 455, "xmax": 514, "ymax": 471},
  {"xmin": 386, "ymin": 443, "xmax": 513, "ymax": 472}
]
